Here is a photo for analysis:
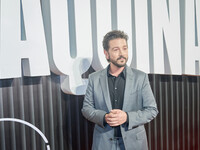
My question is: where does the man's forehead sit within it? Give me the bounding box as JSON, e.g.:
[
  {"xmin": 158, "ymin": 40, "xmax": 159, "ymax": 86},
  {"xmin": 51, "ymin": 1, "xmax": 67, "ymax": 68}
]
[{"xmin": 109, "ymin": 39, "xmax": 128, "ymax": 47}]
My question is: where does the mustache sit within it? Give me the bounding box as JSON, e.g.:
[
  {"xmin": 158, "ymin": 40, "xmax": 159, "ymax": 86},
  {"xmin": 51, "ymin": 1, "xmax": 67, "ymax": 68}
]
[{"xmin": 117, "ymin": 56, "xmax": 126, "ymax": 60}]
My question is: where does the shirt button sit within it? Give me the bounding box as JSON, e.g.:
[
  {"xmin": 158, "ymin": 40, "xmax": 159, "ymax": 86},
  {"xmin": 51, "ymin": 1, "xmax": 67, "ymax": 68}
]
[{"xmin": 115, "ymin": 87, "xmax": 117, "ymax": 90}]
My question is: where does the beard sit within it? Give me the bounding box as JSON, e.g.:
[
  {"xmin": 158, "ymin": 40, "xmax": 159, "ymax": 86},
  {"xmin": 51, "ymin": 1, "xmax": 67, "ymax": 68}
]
[{"xmin": 108, "ymin": 55, "xmax": 128, "ymax": 68}]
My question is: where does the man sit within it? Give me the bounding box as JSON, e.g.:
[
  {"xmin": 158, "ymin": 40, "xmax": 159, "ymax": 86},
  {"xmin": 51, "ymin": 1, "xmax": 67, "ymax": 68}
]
[{"xmin": 82, "ymin": 30, "xmax": 158, "ymax": 150}]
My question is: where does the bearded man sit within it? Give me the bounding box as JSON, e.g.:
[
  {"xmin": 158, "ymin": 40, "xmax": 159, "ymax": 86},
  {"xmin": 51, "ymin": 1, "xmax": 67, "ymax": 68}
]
[{"xmin": 82, "ymin": 30, "xmax": 158, "ymax": 150}]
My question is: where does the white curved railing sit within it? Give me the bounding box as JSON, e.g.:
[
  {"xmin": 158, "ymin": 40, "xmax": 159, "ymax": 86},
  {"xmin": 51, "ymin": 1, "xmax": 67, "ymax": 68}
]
[{"xmin": 0, "ymin": 118, "xmax": 50, "ymax": 150}]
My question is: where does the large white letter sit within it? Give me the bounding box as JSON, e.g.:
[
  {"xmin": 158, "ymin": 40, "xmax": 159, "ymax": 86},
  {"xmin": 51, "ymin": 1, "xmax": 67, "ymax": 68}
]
[
  {"xmin": 0, "ymin": 0, "xmax": 50, "ymax": 79},
  {"xmin": 185, "ymin": 0, "xmax": 200, "ymax": 75},
  {"xmin": 0, "ymin": 0, "xmax": 20, "ymax": 78},
  {"xmin": 92, "ymin": 0, "xmax": 112, "ymax": 71},
  {"xmin": 151, "ymin": 0, "xmax": 181, "ymax": 74},
  {"xmin": 134, "ymin": 0, "xmax": 150, "ymax": 72},
  {"xmin": 48, "ymin": 0, "xmax": 92, "ymax": 95}
]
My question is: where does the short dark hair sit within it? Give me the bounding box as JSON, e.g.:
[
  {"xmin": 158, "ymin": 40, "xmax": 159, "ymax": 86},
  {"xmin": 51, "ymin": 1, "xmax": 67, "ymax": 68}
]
[{"xmin": 102, "ymin": 30, "xmax": 128, "ymax": 51}]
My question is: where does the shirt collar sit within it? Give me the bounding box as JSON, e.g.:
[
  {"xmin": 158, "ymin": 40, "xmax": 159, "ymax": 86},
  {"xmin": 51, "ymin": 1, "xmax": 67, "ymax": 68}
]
[{"xmin": 107, "ymin": 65, "xmax": 126, "ymax": 79}]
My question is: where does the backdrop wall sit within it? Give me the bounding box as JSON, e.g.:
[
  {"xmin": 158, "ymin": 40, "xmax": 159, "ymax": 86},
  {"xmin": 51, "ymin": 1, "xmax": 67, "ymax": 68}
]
[
  {"xmin": 0, "ymin": 0, "xmax": 200, "ymax": 150},
  {"xmin": 0, "ymin": 73, "xmax": 199, "ymax": 150}
]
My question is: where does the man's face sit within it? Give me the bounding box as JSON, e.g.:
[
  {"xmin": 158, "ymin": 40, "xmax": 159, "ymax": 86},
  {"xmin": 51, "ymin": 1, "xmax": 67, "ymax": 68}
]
[{"xmin": 104, "ymin": 38, "xmax": 128, "ymax": 68}]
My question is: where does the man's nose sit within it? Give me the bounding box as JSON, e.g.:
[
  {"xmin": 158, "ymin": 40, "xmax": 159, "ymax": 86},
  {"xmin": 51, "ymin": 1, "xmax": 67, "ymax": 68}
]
[
  {"xmin": 119, "ymin": 49, "xmax": 126, "ymax": 55},
  {"xmin": 119, "ymin": 49, "xmax": 123, "ymax": 55}
]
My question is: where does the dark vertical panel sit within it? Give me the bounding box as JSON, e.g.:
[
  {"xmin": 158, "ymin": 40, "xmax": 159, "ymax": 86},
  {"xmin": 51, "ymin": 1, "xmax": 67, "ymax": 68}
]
[
  {"xmin": 147, "ymin": 75, "xmax": 152, "ymax": 150},
  {"xmin": 197, "ymin": 77, "xmax": 200, "ymax": 149},
  {"xmin": 181, "ymin": 76, "xmax": 186, "ymax": 150},
  {"xmin": 75, "ymin": 96, "xmax": 81, "ymax": 150},
  {"xmin": 158, "ymin": 75, "xmax": 163, "ymax": 150},
  {"xmin": 64, "ymin": 94, "xmax": 73, "ymax": 150},
  {"xmin": 191, "ymin": 78, "xmax": 195, "ymax": 150},
  {"xmin": 27, "ymin": 78, "xmax": 36, "ymax": 150},
  {"xmin": 0, "ymin": 83, "xmax": 6, "ymax": 150},
  {"xmin": 55, "ymin": 77, "xmax": 64, "ymax": 150},
  {"xmin": 146, "ymin": 75, "xmax": 200, "ymax": 150},
  {"xmin": 174, "ymin": 76, "xmax": 180, "ymax": 150},
  {"xmin": 46, "ymin": 76, "xmax": 55, "ymax": 150},
  {"xmin": 170, "ymin": 76, "xmax": 174, "ymax": 150},
  {"xmin": 186, "ymin": 77, "xmax": 190, "ymax": 150},
  {"xmin": 70, "ymin": 96, "xmax": 81, "ymax": 150},
  {"xmin": 37, "ymin": 77, "xmax": 45, "ymax": 150},
  {"xmin": 148, "ymin": 74, "xmax": 158, "ymax": 150},
  {"xmin": 83, "ymin": 115, "xmax": 89, "ymax": 150},
  {"xmin": 163, "ymin": 76, "xmax": 169, "ymax": 150},
  {"xmin": 15, "ymin": 79, "xmax": 26, "ymax": 150},
  {"xmin": 8, "ymin": 81, "xmax": 17, "ymax": 150},
  {"xmin": 0, "ymin": 74, "xmax": 200, "ymax": 150},
  {"xmin": 198, "ymin": 77, "xmax": 200, "ymax": 150},
  {"xmin": 2, "ymin": 80, "xmax": 11, "ymax": 150}
]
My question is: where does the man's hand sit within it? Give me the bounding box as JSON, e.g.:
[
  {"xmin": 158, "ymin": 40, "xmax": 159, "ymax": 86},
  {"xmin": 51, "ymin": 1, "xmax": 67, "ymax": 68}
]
[{"xmin": 105, "ymin": 109, "xmax": 127, "ymax": 127}]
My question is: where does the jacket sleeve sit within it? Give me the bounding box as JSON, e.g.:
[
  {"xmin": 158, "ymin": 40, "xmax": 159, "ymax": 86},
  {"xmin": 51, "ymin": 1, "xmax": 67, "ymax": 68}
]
[
  {"xmin": 81, "ymin": 75, "xmax": 107, "ymax": 128},
  {"xmin": 127, "ymin": 74, "xmax": 158, "ymax": 130}
]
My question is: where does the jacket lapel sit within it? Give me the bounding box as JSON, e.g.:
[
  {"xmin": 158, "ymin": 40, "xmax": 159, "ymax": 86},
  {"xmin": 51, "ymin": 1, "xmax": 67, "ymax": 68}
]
[
  {"xmin": 122, "ymin": 66, "xmax": 134, "ymax": 110},
  {"xmin": 99, "ymin": 68, "xmax": 112, "ymax": 111}
]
